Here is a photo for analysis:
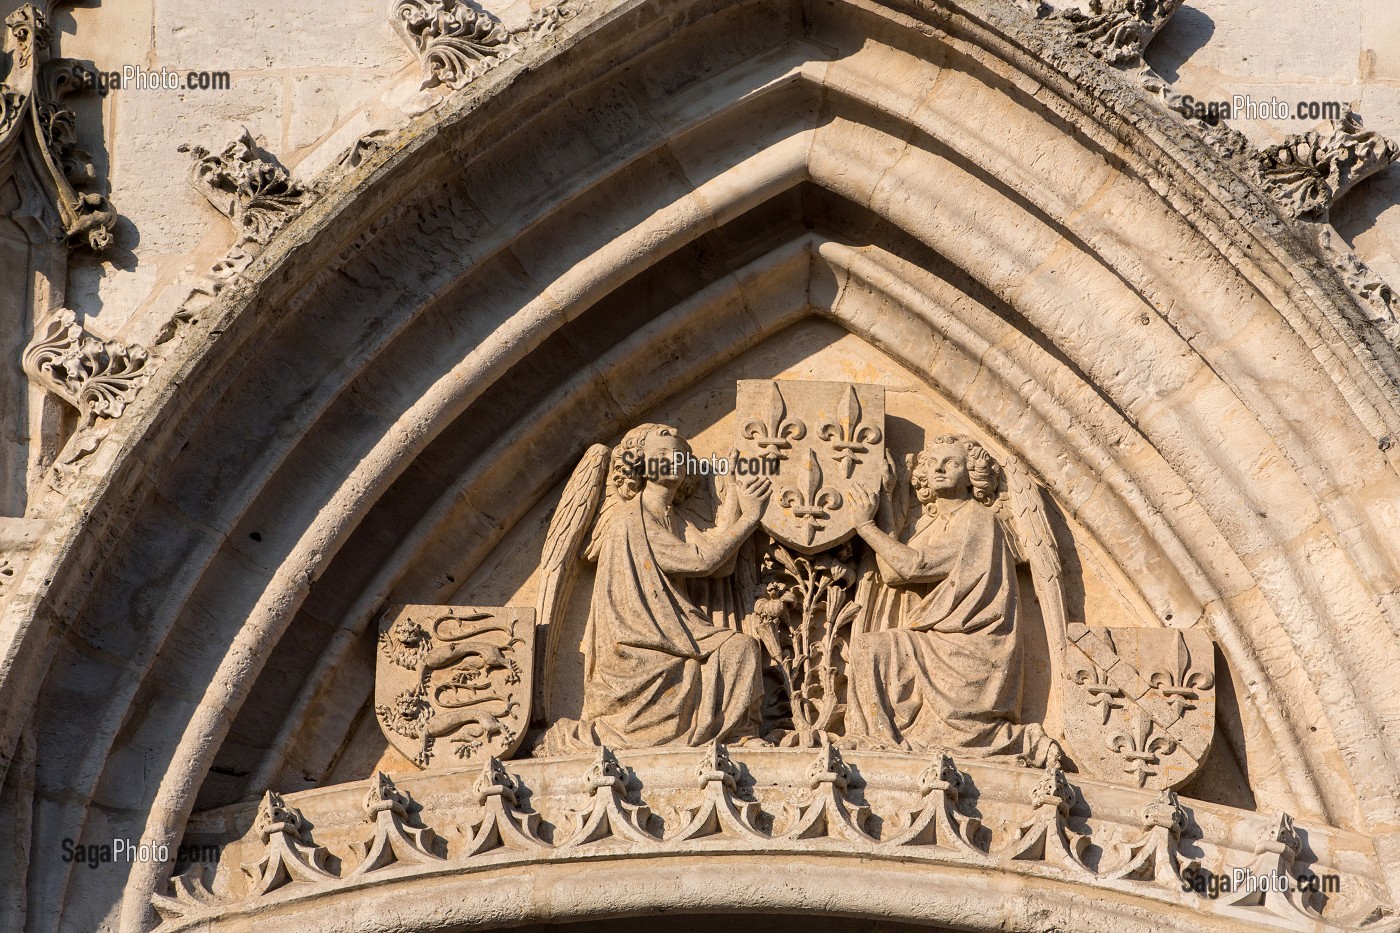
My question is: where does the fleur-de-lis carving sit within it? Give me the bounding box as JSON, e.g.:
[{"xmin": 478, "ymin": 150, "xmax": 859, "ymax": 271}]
[
  {"xmin": 1108, "ymin": 711, "xmax": 1178, "ymax": 788},
  {"xmin": 779, "ymin": 450, "xmax": 843, "ymax": 545},
  {"xmin": 817, "ymin": 385, "xmax": 883, "ymax": 478},
  {"xmin": 1072, "ymin": 663, "xmax": 1124, "ymax": 725},
  {"xmin": 1148, "ymin": 631, "xmax": 1215, "ymax": 721},
  {"xmin": 742, "ymin": 381, "xmax": 807, "ymax": 460}
]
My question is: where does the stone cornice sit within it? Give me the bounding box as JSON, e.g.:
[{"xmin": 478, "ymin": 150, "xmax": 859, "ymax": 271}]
[{"xmin": 157, "ymin": 747, "xmax": 1391, "ymax": 931}]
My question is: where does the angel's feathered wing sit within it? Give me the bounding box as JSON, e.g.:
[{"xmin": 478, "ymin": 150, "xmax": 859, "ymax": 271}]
[
  {"xmin": 533, "ymin": 443, "xmax": 610, "ymax": 724},
  {"xmin": 998, "ymin": 457, "xmax": 1068, "ymax": 680}
]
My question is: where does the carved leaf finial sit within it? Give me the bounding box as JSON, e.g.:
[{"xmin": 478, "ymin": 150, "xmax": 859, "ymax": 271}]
[
  {"xmin": 784, "ymin": 740, "xmax": 873, "ymax": 843},
  {"xmin": 345, "ymin": 772, "xmax": 444, "ymax": 877},
  {"xmin": 23, "ymin": 307, "xmax": 151, "ymax": 428},
  {"xmin": 561, "ymin": 746, "xmax": 658, "ymax": 847},
  {"xmin": 885, "ymin": 751, "xmax": 985, "ymax": 853},
  {"xmin": 241, "ymin": 791, "xmax": 334, "ymax": 896},
  {"xmin": 996, "ymin": 766, "xmax": 1092, "ymax": 872},
  {"xmin": 1101, "ymin": 788, "xmax": 1196, "ymax": 885},
  {"xmin": 1255, "ymin": 109, "xmax": 1400, "ymax": 221},
  {"xmin": 669, "ymin": 742, "xmax": 765, "ymax": 842},
  {"xmin": 462, "ymin": 755, "xmax": 547, "ymax": 855},
  {"xmin": 179, "ymin": 128, "xmax": 310, "ymax": 247},
  {"xmin": 392, "ymin": 0, "xmax": 517, "ymax": 90}
]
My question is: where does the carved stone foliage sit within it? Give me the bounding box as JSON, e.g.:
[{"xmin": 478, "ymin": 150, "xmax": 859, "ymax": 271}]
[
  {"xmin": 22, "ymin": 306, "xmax": 152, "ymax": 481},
  {"xmin": 1062, "ymin": 626, "xmax": 1216, "ymax": 790},
  {"xmin": 375, "ymin": 605, "xmax": 534, "ymax": 768},
  {"xmin": 22, "ymin": 308, "xmax": 152, "ymax": 428},
  {"xmin": 155, "ymin": 748, "xmax": 1390, "ymax": 932},
  {"xmin": 1053, "ymin": 0, "xmax": 1183, "ymax": 67},
  {"xmin": 561, "ymin": 746, "xmax": 659, "ymax": 845},
  {"xmin": 392, "ymin": 0, "xmax": 518, "ymax": 90},
  {"xmin": 782, "ymin": 741, "xmax": 873, "ymax": 843},
  {"xmin": 1254, "ymin": 110, "xmax": 1400, "ymax": 222},
  {"xmin": 156, "ymin": 132, "xmax": 313, "ymax": 345},
  {"xmin": 0, "ymin": 4, "xmax": 116, "ymax": 251},
  {"xmin": 1316, "ymin": 227, "xmax": 1400, "ymax": 352},
  {"xmin": 180, "ymin": 129, "xmax": 311, "ymax": 247},
  {"xmin": 751, "ymin": 541, "xmax": 860, "ymax": 745},
  {"xmin": 390, "ymin": 0, "xmax": 581, "ymax": 91}
]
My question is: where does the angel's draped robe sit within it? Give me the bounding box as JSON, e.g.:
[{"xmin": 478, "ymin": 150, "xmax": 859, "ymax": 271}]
[
  {"xmin": 543, "ymin": 492, "xmax": 762, "ymax": 754},
  {"xmin": 846, "ymin": 498, "xmax": 1049, "ymax": 761}
]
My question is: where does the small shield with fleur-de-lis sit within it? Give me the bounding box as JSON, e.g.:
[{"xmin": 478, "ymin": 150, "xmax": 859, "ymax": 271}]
[
  {"xmin": 1060, "ymin": 625, "xmax": 1216, "ymax": 791},
  {"xmin": 736, "ymin": 380, "xmax": 885, "ymax": 554}
]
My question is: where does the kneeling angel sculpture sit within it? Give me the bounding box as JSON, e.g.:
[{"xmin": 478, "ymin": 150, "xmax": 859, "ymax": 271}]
[
  {"xmin": 845, "ymin": 434, "xmax": 1062, "ymax": 767},
  {"xmin": 536, "ymin": 423, "xmax": 771, "ymax": 755}
]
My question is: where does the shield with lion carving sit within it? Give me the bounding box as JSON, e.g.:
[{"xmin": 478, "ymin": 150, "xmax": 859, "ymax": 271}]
[{"xmin": 375, "ymin": 605, "xmax": 534, "ymax": 769}]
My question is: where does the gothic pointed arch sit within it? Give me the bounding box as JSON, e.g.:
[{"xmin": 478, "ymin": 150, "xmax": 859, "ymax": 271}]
[{"xmin": 3, "ymin": 0, "xmax": 1400, "ymax": 931}]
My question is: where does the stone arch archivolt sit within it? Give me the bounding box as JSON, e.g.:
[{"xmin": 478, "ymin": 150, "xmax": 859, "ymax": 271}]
[{"xmin": 4, "ymin": 0, "xmax": 1400, "ymax": 930}]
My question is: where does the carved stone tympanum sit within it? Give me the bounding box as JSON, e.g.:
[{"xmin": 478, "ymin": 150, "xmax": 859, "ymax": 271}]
[{"xmin": 370, "ymin": 381, "xmax": 1219, "ymax": 807}]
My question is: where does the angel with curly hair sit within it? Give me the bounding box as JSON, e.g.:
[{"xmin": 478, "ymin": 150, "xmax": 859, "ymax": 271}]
[
  {"xmin": 537, "ymin": 423, "xmax": 772, "ymax": 755},
  {"xmin": 844, "ymin": 434, "xmax": 1058, "ymax": 765}
]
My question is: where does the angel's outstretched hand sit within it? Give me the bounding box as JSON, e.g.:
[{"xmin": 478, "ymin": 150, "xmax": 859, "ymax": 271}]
[
  {"xmin": 848, "ymin": 483, "xmax": 879, "ymax": 525},
  {"xmin": 738, "ymin": 476, "xmax": 771, "ymax": 519}
]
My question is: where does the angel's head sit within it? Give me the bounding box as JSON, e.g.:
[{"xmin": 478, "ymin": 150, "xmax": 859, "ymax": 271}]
[
  {"xmin": 611, "ymin": 422, "xmax": 697, "ymax": 500},
  {"xmin": 910, "ymin": 434, "xmax": 1000, "ymax": 508}
]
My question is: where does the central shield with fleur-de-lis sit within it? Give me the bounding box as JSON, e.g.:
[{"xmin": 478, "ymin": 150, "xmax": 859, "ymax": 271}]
[
  {"xmin": 1060, "ymin": 625, "xmax": 1216, "ymax": 791},
  {"xmin": 736, "ymin": 380, "xmax": 885, "ymax": 554}
]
